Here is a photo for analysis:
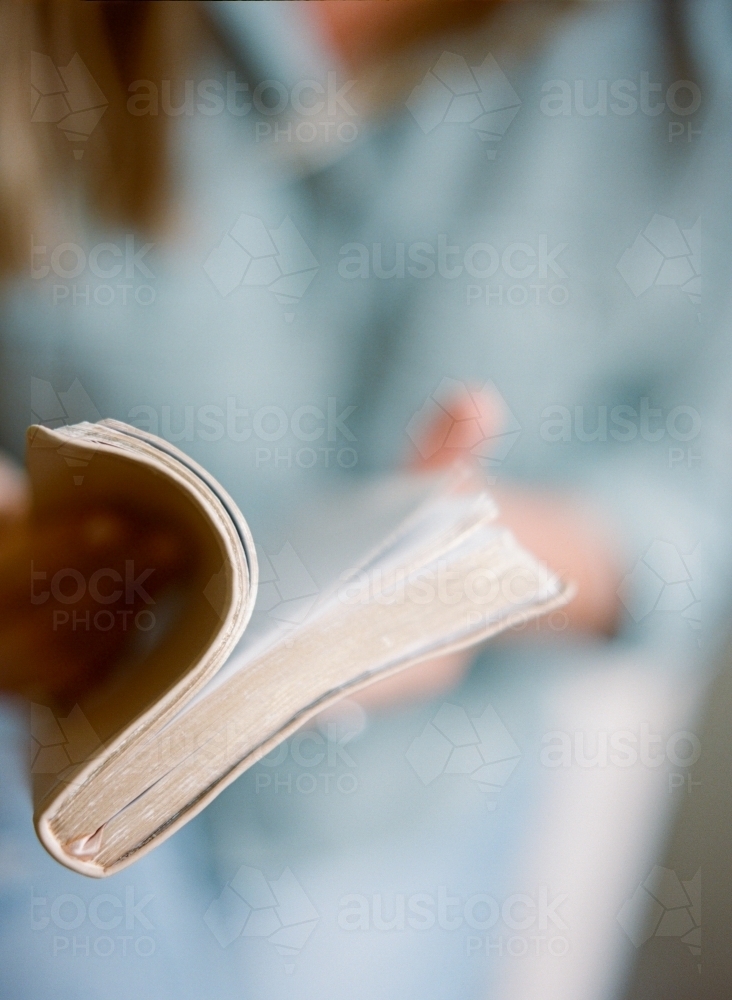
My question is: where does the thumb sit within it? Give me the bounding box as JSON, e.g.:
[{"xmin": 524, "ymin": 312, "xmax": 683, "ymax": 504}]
[
  {"xmin": 0, "ymin": 453, "xmax": 28, "ymax": 524},
  {"xmin": 409, "ymin": 385, "xmax": 505, "ymax": 471}
]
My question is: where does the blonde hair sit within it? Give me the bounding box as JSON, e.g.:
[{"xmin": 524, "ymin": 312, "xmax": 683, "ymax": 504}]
[
  {"xmin": 0, "ymin": 0, "xmax": 197, "ymax": 272},
  {"xmin": 0, "ymin": 1, "xmax": 690, "ymax": 275}
]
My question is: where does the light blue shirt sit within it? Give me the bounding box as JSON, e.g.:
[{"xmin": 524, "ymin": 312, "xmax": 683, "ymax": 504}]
[{"xmin": 1, "ymin": 2, "xmax": 730, "ymax": 997}]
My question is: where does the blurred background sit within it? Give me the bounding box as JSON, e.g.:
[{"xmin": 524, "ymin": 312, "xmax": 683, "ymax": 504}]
[{"xmin": 0, "ymin": 2, "xmax": 731, "ymax": 998}]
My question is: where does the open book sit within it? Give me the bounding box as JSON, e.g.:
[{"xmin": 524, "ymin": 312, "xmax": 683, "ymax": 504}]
[{"xmin": 27, "ymin": 419, "xmax": 572, "ymax": 877}]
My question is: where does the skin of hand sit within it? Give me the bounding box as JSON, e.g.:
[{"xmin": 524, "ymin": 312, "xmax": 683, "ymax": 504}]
[
  {"xmin": 309, "ymin": 1, "xmax": 498, "ymax": 73},
  {"xmin": 0, "ymin": 466, "xmax": 190, "ymax": 705},
  {"xmin": 355, "ymin": 387, "xmax": 623, "ymax": 711}
]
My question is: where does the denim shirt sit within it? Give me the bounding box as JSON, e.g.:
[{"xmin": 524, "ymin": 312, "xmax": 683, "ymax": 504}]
[{"xmin": 1, "ymin": 3, "xmax": 730, "ymax": 998}]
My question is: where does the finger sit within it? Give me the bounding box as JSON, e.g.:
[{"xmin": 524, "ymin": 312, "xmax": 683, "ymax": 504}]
[
  {"xmin": 0, "ymin": 510, "xmax": 132, "ymax": 606},
  {"xmin": 0, "ymin": 542, "xmax": 189, "ymax": 702},
  {"xmin": 409, "ymin": 385, "xmax": 505, "ymax": 470},
  {"xmin": 0, "ymin": 454, "xmax": 28, "ymax": 523},
  {"xmin": 0, "ymin": 510, "xmax": 187, "ymax": 608},
  {"xmin": 0, "ymin": 612, "xmax": 116, "ymax": 700},
  {"xmin": 12, "ymin": 520, "xmax": 190, "ymax": 652},
  {"xmin": 0, "ymin": 513, "xmax": 193, "ymax": 701}
]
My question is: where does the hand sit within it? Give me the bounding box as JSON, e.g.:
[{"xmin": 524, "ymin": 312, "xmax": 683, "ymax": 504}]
[
  {"xmin": 358, "ymin": 386, "xmax": 504, "ymax": 710},
  {"xmin": 491, "ymin": 486, "xmax": 622, "ymax": 638},
  {"xmin": 310, "ymin": 1, "xmax": 497, "ymax": 73},
  {"xmin": 0, "ymin": 469, "xmax": 190, "ymax": 704},
  {"xmin": 356, "ymin": 386, "xmax": 621, "ymax": 711}
]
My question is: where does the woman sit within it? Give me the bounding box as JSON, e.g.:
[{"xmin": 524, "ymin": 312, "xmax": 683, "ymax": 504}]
[{"xmin": 1, "ymin": 3, "xmax": 730, "ymax": 997}]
